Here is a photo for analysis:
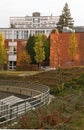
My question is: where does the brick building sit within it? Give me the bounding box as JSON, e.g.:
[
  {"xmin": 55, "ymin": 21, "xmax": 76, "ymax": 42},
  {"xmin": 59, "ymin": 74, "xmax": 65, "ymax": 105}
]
[
  {"xmin": 1, "ymin": 31, "xmax": 84, "ymax": 70},
  {"xmin": 50, "ymin": 32, "xmax": 84, "ymax": 68}
]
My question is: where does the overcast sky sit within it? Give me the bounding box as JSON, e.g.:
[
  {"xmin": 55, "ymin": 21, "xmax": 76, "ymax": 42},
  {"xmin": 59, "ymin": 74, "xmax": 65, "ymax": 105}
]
[{"xmin": 0, "ymin": 0, "xmax": 84, "ymax": 27}]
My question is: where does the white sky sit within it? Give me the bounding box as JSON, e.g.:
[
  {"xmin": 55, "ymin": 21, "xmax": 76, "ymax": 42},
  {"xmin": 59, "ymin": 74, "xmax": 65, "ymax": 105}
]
[{"xmin": 0, "ymin": 0, "xmax": 84, "ymax": 27}]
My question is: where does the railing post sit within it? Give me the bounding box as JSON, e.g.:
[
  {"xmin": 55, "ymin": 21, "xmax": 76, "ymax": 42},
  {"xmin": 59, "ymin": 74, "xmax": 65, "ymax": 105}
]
[
  {"xmin": 10, "ymin": 107, "xmax": 12, "ymax": 119},
  {"xmin": 16, "ymin": 105, "xmax": 18, "ymax": 117},
  {"xmin": 25, "ymin": 100, "xmax": 26, "ymax": 114},
  {"xmin": 6, "ymin": 104, "xmax": 9, "ymax": 119},
  {"xmin": 31, "ymin": 90, "xmax": 32, "ymax": 96},
  {"xmin": 41, "ymin": 93, "xmax": 44, "ymax": 104}
]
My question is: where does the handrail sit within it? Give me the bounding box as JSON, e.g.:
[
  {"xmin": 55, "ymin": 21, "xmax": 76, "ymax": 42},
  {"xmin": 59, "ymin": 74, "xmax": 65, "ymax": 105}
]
[{"xmin": 0, "ymin": 80, "xmax": 50, "ymax": 126}]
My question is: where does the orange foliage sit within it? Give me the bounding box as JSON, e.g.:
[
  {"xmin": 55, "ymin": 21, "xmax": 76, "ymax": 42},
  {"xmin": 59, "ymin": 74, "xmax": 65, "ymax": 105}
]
[{"xmin": 17, "ymin": 50, "xmax": 31, "ymax": 66}]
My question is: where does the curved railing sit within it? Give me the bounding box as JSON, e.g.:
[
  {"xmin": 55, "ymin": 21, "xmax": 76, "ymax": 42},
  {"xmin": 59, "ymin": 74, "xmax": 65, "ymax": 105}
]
[{"xmin": 0, "ymin": 80, "xmax": 50, "ymax": 126}]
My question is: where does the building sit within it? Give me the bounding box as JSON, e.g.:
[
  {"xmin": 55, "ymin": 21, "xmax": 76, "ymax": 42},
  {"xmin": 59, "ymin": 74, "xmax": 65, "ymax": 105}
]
[
  {"xmin": 0, "ymin": 12, "xmax": 59, "ymax": 70},
  {"xmin": 0, "ymin": 28, "xmax": 53, "ymax": 40},
  {"xmin": 10, "ymin": 12, "xmax": 59, "ymax": 29},
  {"xmin": 0, "ymin": 12, "xmax": 59, "ymax": 40},
  {"xmin": 5, "ymin": 40, "xmax": 27, "ymax": 70},
  {"xmin": 0, "ymin": 12, "xmax": 84, "ymax": 70},
  {"xmin": 50, "ymin": 32, "xmax": 84, "ymax": 68}
]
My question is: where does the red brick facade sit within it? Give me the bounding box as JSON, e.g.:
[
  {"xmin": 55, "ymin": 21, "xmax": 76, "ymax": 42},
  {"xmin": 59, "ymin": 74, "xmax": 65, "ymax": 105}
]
[
  {"xmin": 4, "ymin": 32, "xmax": 84, "ymax": 70},
  {"xmin": 50, "ymin": 32, "xmax": 84, "ymax": 68}
]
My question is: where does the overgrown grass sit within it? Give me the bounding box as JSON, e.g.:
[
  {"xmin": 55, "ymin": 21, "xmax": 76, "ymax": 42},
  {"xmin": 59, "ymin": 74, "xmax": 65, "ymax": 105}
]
[
  {"xmin": 50, "ymin": 74, "xmax": 84, "ymax": 96},
  {"xmin": 5, "ymin": 67, "xmax": 84, "ymax": 129},
  {"xmin": 0, "ymin": 67, "xmax": 84, "ymax": 129}
]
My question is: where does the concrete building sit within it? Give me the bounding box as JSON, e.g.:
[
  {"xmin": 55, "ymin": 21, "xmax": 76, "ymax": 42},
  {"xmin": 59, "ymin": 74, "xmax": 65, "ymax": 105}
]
[
  {"xmin": 0, "ymin": 28, "xmax": 53, "ymax": 40},
  {"xmin": 10, "ymin": 12, "xmax": 59, "ymax": 29},
  {"xmin": 0, "ymin": 12, "xmax": 59, "ymax": 40}
]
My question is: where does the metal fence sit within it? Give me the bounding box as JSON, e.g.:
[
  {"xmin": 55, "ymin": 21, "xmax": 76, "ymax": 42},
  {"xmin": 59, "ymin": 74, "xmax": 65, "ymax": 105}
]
[{"xmin": 0, "ymin": 80, "xmax": 50, "ymax": 125}]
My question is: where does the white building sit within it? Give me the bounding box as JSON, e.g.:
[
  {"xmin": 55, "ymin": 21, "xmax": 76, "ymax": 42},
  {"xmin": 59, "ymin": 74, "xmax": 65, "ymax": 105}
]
[
  {"xmin": 0, "ymin": 12, "xmax": 59, "ymax": 40},
  {"xmin": 10, "ymin": 12, "xmax": 59, "ymax": 29},
  {"xmin": 0, "ymin": 28, "xmax": 54, "ymax": 40}
]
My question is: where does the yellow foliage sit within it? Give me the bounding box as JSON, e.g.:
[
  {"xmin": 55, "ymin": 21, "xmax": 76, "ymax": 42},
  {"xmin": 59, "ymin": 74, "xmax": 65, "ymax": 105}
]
[
  {"xmin": 0, "ymin": 32, "xmax": 4, "ymax": 45},
  {"xmin": 0, "ymin": 32, "xmax": 7, "ymax": 68},
  {"xmin": 68, "ymin": 32, "xmax": 78, "ymax": 61}
]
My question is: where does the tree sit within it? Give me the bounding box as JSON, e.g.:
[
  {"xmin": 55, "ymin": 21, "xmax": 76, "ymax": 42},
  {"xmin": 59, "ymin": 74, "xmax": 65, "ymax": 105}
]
[
  {"xmin": 51, "ymin": 29, "xmax": 61, "ymax": 68},
  {"xmin": 42, "ymin": 34, "xmax": 50, "ymax": 66},
  {"xmin": 68, "ymin": 32, "xmax": 78, "ymax": 66},
  {"xmin": 17, "ymin": 50, "xmax": 31, "ymax": 66},
  {"xmin": 26, "ymin": 34, "xmax": 50, "ymax": 66},
  {"xmin": 0, "ymin": 32, "xmax": 7, "ymax": 70},
  {"xmin": 10, "ymin": 24, "xmax": 15, "ymax": 28},
  {"xmin": 50, "ymin": 29, "xmax": 62, "ymax": 83},
  {"xmin": 34, "ymin": 36, "xmax": 45, "ymax": 69},
  {"xmin": 26, "ymin": 35, "xmax": 36, "ymax": 64},
  {"xmin": 56, "ymin": 3, "xmax": 74, "ymax": 32}
]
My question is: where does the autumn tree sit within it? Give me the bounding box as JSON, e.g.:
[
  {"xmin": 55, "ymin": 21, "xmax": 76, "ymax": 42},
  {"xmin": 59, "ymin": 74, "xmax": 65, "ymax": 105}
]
[
  {"xmin": 0, "ymin": 32, "xmax": 7, "ymax": 70},
  {"xmin": 50, "ymin": 29, "xmax": 62, "ymax": 83},
  {"xmin": 17, "ymin": 50, "xmax": 31, "ymax": 70},
  {"xmin": 51, "ymin": 29, "xmax": 61, "ymax": 68},
  {"xmin": 56, "ymin": 3, "xmax": 74, "ymax": 32},
  {"xmin": 68, "ymin": 32, "xmax": 78, "ymax": 66},
  {"xmin": 34, "ymin": 36, "xmax": 45, "ymax": 69}
]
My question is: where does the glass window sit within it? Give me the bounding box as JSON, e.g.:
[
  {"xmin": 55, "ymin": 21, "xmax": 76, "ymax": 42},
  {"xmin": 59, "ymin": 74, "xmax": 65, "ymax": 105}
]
[
  {"xmin": 8, "ymin": 61, "xmax": 16, "ymax": 70},
  {"xmin": 8, "ymin": 46, "xmax": 17, "ymax": 55}
]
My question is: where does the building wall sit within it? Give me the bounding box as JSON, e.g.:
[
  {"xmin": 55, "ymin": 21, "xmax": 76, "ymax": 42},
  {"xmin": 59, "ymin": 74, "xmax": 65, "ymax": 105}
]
[{"xmin": 50, "ymin": 32, "xmax": 84, "ymax": 68}]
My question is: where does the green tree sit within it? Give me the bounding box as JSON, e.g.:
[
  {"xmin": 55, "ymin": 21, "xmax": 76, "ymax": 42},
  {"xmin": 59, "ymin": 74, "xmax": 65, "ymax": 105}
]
[
  {"xmin": 26, "ymin": 34, "xmax": 50, "ymax": 66},
  {"xmin": 56, "ymin": 3, "xmax": 74, "ymax": 32},
  {"xmin": 0, "ymin": 32, "xmax": 7, "ymax": 70},
  {"xmin": 26, "ymin": 35, "xmax": 36, "ymax": 64},
  {"xmin": 68, "ymin": 32, "xmax": 78, "ymax": 66},
  {"xmin": 34, "ymin": 36, "xmax": 45, "ymax": 69},
  {"xmin": 42, "ymin": 34, "xmax": 50, "ymax": 66}
]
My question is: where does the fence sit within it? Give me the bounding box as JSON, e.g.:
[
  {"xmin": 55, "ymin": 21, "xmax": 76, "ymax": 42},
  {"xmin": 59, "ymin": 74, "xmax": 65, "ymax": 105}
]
[{"xmin": 0, "ymin": 80, "xmax": 49, "ymax": 126}]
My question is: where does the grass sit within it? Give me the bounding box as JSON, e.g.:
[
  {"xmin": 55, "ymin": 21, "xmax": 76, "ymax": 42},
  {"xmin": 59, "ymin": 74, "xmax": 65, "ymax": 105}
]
[{"xmin": 0, "ymin": 66, "xmax": 84, "ymax": 129}]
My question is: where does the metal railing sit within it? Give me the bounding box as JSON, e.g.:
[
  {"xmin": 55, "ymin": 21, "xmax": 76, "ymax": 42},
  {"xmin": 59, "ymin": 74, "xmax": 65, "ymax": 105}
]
[{"xmin": 0, "ymin": 80, "xmax": 49, "ymax": 126}]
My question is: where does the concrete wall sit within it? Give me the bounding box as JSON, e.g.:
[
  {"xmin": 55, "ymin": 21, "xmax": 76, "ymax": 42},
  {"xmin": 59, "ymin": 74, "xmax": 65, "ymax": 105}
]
[{"xmin": 0, "ymin": 86, "xmax": 41, "ymax": 98}]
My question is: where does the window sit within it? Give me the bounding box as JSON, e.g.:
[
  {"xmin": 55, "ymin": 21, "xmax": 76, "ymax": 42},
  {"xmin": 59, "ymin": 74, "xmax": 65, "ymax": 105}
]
[
  {"xmin": 8, "ymin": 46, "xmax": 17, "ymax": 55},
  {"xmin": 8, "ymin": 61, "xmax": 16, "ymax": 70}
]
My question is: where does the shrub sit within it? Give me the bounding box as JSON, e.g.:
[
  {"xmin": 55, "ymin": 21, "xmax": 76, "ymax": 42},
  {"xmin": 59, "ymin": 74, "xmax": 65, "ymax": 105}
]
[{"xmin": 50, "ymin": 86, "xmax": 60, "ymax": 95}]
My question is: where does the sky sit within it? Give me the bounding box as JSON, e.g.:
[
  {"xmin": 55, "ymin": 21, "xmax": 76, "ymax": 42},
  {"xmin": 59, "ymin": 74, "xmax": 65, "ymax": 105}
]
[{"xmin": 0, "ymin": 0, "xmax": 84, "ymax": 27}]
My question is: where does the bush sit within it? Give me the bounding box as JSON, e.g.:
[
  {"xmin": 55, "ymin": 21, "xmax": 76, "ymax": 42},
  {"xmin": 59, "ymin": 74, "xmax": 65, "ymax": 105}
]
[{"xmin": 50, "ymin": 86, "xmax": 60, "ymax": 95}]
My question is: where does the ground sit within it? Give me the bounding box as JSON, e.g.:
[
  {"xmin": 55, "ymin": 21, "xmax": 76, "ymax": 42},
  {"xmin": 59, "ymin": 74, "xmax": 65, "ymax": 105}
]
[{"xmin": 0, "ymin": 67, "xmax": 84, "ymax": 129}]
